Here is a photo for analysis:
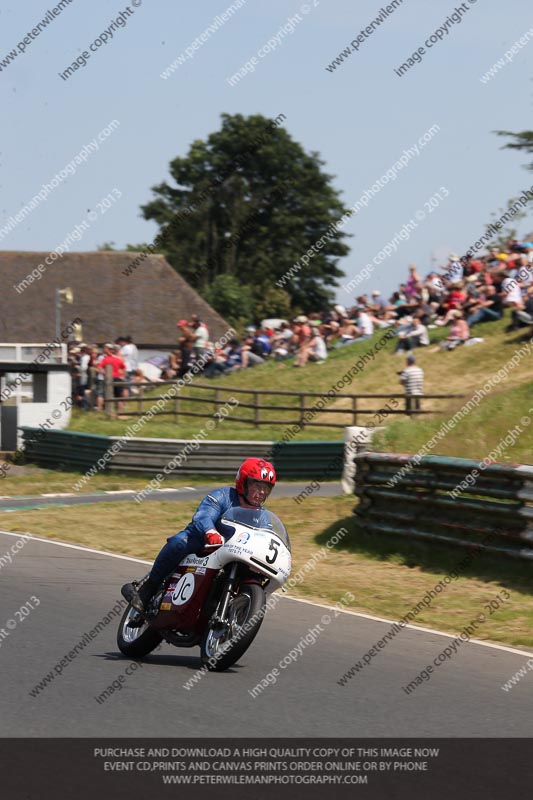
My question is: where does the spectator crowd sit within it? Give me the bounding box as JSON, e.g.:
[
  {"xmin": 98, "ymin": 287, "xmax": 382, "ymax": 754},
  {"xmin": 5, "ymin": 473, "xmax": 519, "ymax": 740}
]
[{"xmin": 67, "ymin": 237, "xmax": 533, "ymax": 409}]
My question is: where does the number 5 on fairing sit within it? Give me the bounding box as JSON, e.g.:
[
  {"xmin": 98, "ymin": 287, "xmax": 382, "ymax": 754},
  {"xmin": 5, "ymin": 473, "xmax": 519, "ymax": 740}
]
[{"xmin": 265, "ymin": 537, "xmax": 279, "ymax": 564}]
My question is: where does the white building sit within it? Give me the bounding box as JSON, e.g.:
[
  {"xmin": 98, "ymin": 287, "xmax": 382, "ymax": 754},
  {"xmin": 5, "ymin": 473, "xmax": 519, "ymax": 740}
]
[{"xmin": 0, "ymin": 343, "xmax": 71, "ymax": 450}]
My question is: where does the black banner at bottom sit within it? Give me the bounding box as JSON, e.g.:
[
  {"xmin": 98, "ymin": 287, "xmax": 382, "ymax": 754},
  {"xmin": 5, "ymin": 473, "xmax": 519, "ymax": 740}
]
[{"xmin": 2, "ymin": 738, "xmax": 532, "ymax": 799}]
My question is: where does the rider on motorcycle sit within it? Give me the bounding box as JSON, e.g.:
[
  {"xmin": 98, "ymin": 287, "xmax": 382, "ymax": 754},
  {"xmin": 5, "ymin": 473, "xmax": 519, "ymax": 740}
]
[{"xmin": 121, "ymin": 458, "xmax": 277, "ymax": 613}]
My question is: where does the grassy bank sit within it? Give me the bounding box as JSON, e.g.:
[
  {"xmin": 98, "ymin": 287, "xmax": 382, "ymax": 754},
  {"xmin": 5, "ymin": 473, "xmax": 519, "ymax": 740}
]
[{"xmin": 63, "ymin": 317, "xmax": 533, "ymax": 463}]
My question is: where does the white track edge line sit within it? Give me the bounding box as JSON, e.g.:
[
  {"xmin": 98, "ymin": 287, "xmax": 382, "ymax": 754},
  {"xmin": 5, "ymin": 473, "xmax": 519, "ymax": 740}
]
[{"xmin": 1, "ymin": 529, "xmax": 531, "ymax": 658}]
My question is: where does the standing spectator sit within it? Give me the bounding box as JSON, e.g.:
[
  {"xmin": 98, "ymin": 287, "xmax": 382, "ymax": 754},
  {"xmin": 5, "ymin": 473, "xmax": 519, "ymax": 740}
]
[
  {"xmin": 189, "ymin": 316, "xmax": 210, "ymax": 361},
  {"xmin": 176, "ymin": 320, "xmax": 195, "ymax": 377},
  {"xmin": 77, "ymin": 344, "xmax": 92, "ymax": 409},
  {"xmin": 399, "ymin": 354, "xmax": 424, "ymax": 414},
  {"xmin": 99, "ymin": 343, "xmax": 127, "ymax": 412},
  {"xmin": 120, "ymin": 336, "xmax": 139, "ymax": 379}
]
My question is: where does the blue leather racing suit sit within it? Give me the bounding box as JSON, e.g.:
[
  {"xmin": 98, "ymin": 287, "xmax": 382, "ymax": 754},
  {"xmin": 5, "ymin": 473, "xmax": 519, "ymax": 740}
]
[{"xmin": 149, "ymin": 486, "xmax": 241, "ymax": 584}]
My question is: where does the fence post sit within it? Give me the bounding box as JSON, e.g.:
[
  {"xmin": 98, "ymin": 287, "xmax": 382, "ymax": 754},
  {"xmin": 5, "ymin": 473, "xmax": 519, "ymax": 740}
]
[
  {"xmin": 254, "ymin": 392, "xmax": 260, "ymax": 427},
  {"xmin": 104, "ymin": 365, "xmax": 114, "ymax": 418},
  {"xmin": 352, "ymin": 396, "xmax": 358, "ymax": 426},
  {"xmin": 299, "ymin": 394, "xmax": 306, "ymax": 426}
]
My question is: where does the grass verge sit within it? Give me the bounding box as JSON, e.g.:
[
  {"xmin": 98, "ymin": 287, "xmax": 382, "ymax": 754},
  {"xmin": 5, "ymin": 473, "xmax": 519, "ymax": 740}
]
[{"xmin": 0, "ymin": 467, "xmax": 229, "ymax": 497}]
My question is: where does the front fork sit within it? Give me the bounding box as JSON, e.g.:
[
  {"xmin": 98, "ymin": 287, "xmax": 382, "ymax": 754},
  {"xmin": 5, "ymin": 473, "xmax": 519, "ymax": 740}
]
[{"xmin": 214, "ymin": 563, "xmax": 239, "ymax": 625}]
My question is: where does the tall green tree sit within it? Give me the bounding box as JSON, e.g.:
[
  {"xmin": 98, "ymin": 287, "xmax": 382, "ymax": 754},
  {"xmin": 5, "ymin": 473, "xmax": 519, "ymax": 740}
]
[
  {"xmin": 491, "ymin": 129, "xmax": 533, "ymax": 245},
  {"xmin": 139, "ymin": 113, "xmax": 350, "ymax": 314},
  {"xmin": 496, "ymin": 129, "xmax": 533, "ymax": 170}
]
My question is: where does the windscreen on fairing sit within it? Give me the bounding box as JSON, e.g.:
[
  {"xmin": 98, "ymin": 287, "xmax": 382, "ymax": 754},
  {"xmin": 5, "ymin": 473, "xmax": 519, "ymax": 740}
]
[{"xmin": 220, "ymin": 506, "xmax": 290, "ymax": 551}]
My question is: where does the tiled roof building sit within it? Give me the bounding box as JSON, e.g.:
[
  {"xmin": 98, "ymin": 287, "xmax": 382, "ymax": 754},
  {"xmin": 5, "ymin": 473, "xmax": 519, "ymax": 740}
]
[{"xmin": 0, "ymin": 251, "xmax": 230, "ymax": 344}]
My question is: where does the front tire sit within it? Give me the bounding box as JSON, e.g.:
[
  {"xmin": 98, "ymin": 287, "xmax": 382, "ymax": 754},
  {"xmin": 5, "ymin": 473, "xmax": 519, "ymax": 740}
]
[
  {"xmin": 117, "ymin": 604, "xmax": 163, "ymax": 658},
  {"xmin": 200, "ymin": 584, "xmax": 266, "ymax": 671}
]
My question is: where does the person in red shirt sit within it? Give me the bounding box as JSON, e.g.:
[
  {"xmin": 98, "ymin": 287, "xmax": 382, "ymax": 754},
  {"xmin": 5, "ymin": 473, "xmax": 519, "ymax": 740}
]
[{"xmin": 99, "ymin": 344, "xmax": 127, "ymax": 412}]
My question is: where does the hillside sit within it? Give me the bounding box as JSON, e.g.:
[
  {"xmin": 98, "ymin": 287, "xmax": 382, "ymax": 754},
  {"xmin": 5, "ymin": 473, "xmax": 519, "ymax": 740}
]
[{"xmin": 68, "ymin": 316, "xmax": 533, "ymax": 463}]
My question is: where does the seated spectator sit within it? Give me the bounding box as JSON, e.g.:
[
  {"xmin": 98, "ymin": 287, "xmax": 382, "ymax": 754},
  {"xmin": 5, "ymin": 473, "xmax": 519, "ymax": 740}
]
[
  {"xmin": 130, "ymin": 368, "xmax": 148, "ymax": 395},
  {"xmin": 501, "ymin": 271, "xmax": 524, "ymax": 309},
  {"xmin": 160, "ymin": 350, "xmax": 181, "ymax": 380},
  {"xmin": 355, "ymin": 306, "xmax": 374, "ymax": 340},
  {"xmin": 405, "ymin": 264, "xmax": 421, "ymax": 297},
  {"xmin": 516, "ymin": 285, "xmax": 533, "ymax": 326},
  {"xmin": 241, "ymin": 335, "xmax": 265, "ymax": 368},
  {"xmin": 270, "ymin": 322, "xmax": 294, "ymax": 359},
  {"xmin": 501, "ymin": 270, "xmax": 526, "ymax": 329},
  {"xmin": 337, "ymin": 317, "xmax": 359, "ymax": 346},
  {"xmin": 295, "ymin": 326, "xmax": 327, "ymax": 366},
  {"xmin": 255, "ymin": 328, "xmax": 272, "ymax": 356},
  {"xmin": 466, "ymin": 285, "xmax": 503, "ymax": 326},
  {"xmin": 292, "ymin": 315, "xmax": 312, "ymax": 362},
  {"xmin": 439, "ymin": 310, "xmax": 470, "ymax": 350},
  {"xmin": 367, "ymin": 290, "xmax": 395, "ymax": 327},
  {"xmin": 390, "ymin": 290, "xmax": 410, "ymax": 318},
  {"xmin": 395, "ymin": 317, "xmax": 429, "ymax": 352},
  {"xmin": 443, "ymin": 253, "xmax": 464, "ymax": 283},
  {"xmin": 221, "ymin": 339, "xmax": 243, "ymax": 372}
]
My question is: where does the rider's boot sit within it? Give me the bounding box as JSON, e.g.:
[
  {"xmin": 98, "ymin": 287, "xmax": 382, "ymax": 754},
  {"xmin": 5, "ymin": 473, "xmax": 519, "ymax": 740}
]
[{"xmin": 121, "ymin": 576, "xmax": 159, "ymax": 613}]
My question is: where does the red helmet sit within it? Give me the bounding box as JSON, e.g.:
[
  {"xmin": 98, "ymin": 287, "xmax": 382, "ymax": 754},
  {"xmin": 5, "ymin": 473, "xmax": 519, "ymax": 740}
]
[{"xmin": 235, "ymin": 458, "xmax": 276, "ymax": 505}]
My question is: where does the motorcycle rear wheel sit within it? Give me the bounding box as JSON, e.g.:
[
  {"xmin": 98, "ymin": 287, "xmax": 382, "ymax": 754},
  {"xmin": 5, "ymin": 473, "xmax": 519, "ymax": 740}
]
[
  {"xmin": 200, "ymin": 584, "xmax": 265, "ymax": 671},
  {"xmin": 117, "ymin": 604, "xmax": 163, "ymax": 658}
]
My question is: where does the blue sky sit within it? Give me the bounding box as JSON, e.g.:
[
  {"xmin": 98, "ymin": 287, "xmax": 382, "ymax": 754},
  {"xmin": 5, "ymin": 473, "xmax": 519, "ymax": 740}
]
[{"xmin": 1, "ymin": 0, "xmax": 532, "ymax": 302}]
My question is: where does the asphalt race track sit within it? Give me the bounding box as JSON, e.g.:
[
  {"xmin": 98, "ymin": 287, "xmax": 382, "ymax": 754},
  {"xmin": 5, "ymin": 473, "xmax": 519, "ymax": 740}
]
[
  {"xmin": 1, "ymin": 529, "xmax": 532, "ymax": 737},
  {"xmin": 0, "ymin": 481, "xmax": 342, "ymax": 511}
]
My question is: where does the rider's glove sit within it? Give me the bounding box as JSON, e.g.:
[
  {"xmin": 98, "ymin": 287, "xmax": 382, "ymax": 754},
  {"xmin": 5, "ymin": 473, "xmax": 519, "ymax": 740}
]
[{"xmin": 204, "ymin": 529, "xmax": 224, "ymax": 550}]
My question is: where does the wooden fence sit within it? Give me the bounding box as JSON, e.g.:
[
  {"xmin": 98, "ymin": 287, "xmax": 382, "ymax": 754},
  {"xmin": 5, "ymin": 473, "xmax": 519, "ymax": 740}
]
[{"xmin": 103, "ymin": 373, "xmax": 463, "ymax": 430}]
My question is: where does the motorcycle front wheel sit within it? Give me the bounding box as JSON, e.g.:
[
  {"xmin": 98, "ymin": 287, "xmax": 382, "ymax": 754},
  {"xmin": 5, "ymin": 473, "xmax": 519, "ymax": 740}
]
[
  {"xmin": 200, "ymin": 584, "xmax": 266, "ymax": 671},
  {"xmin": 117, "ymin": 604, "xmax": 163, "ymax": 658}
]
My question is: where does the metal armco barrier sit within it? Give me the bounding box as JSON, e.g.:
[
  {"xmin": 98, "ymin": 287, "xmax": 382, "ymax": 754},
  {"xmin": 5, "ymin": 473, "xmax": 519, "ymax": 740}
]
[
  {"xmin": 18, "ymin": 428, "xmax": 344, "ymax": 479},
  {"xmin": 20, "ymin": 427, "xmax": 111, "ymax": 470},
  {"xmin": 353, "ymin": 452, "xmax": 533, "ymax": 561}
]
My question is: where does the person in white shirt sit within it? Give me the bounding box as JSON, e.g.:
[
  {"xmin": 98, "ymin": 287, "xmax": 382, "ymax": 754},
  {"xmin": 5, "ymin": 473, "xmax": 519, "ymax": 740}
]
[
  {"xmin": 356, "ymin": 308, "xmax": 374, "ymax": 340},
  {"xmin": 396, "ymin": 318, "xmax": 429, "ymax": 352},
  {"xmin": 501, "ymin": 274, "xmax": 524, "ymax": 309},
  {"xmin": 190, "ymin": 317, "xmax": 210, "ymax": 359},
  {"xmin": 120, "ymin": 336, "xmax": 139, "ymax": 375}
]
